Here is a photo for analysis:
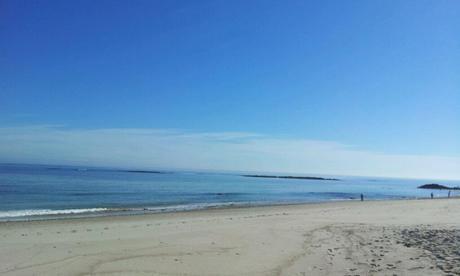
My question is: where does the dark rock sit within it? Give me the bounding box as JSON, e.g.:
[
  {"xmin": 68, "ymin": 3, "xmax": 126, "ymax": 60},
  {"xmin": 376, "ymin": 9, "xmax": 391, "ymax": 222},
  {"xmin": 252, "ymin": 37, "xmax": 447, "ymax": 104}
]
[
  {"xmin": 418, "ymin": 184, "xmax": 460, "ymax": 190},
  {"xmin": 242, "ymin": 175, "xmax": 340, "ymax": 181}
]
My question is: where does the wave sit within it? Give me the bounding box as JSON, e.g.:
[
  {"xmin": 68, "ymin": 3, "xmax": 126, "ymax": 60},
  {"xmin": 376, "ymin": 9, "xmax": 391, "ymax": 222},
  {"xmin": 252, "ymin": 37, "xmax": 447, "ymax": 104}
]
[
  {"xmin": 0, "ymin": 202, "xmax": 254, "ymax": 220},
  {"xmin": 140, "ymin": 202, "xmax": 242, "ymax": 212},
  {"xmin": 0, "ymin": 195, "xmax": 393, "ymax": 221},
  {"xmin": 0, "ymin": 208, "xmax": 109, "ymax": 218}
]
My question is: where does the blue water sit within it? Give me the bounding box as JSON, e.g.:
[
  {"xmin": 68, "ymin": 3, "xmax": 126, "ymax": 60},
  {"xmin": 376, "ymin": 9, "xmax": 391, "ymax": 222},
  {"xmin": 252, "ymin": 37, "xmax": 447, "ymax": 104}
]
[{"xmin": 0, "ymin": 163, "xmax": 458, "ymax": 220}]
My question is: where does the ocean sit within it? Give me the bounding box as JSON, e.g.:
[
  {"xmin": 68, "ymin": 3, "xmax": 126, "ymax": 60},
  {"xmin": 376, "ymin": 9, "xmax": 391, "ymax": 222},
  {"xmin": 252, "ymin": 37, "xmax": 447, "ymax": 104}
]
[{"xmin": 0, "ymin": 163, "xmax": 458, "ymax": 221}]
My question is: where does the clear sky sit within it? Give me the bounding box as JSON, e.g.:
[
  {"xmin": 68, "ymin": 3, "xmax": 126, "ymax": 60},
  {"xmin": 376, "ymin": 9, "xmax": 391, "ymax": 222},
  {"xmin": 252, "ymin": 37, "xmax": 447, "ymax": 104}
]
[{"xmin": 1, "ymin": 0, "xmax": 459, "ymax": 179}]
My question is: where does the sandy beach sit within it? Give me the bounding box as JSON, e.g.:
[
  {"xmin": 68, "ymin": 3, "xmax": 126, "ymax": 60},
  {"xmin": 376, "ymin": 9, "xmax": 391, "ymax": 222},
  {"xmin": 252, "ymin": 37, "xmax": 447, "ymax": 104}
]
[{"xmin": 1, "ymin": 198, "xmax": 460, "ymax": 276}]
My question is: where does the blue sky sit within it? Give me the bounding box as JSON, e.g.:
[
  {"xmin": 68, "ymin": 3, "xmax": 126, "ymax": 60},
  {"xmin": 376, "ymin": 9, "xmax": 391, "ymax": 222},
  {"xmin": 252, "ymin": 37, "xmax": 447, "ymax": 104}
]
[{"xmin": 1, "ymin": 1, "xmax": 459, "ymax": 179}]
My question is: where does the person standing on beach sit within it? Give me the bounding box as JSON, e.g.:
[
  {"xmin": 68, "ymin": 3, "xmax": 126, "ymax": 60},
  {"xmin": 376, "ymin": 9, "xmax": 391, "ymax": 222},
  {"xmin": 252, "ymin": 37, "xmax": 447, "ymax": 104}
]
[
  {"xmin": 431, "ymin": 192, "xmax": 434, "ymax": 199},
  {"xmin": 360, "ymin": 193, "xmax": 364, "ymax": 201}
]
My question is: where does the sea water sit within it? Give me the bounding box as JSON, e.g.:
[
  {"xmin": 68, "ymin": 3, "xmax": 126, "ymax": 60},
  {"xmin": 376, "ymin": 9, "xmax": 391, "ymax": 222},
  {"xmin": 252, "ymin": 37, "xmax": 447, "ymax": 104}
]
[{"xmin": 0, "ymin": 163, "xmax": 458, "ymax": 221}]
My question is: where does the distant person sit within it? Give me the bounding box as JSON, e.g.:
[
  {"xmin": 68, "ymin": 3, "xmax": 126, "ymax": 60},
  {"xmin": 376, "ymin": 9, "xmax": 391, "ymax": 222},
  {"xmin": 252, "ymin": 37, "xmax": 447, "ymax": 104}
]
[
  {"xmin": 448, "ymin": 190, "xmax": 451, "ymax": 198},
  {"xmin": 431, "ymin": 192, "xmax": 434, "ymax": 199},
  {"xmin": 360, "ymin": 193, "xmax": 364, "ymax": 201}
]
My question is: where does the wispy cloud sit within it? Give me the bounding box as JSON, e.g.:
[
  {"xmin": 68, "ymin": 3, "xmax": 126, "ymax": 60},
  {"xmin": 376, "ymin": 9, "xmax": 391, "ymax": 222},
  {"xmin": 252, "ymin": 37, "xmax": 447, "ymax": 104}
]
[{"xmin": 0, "ymin": 125, "xmax": 459, "ymax": 180}]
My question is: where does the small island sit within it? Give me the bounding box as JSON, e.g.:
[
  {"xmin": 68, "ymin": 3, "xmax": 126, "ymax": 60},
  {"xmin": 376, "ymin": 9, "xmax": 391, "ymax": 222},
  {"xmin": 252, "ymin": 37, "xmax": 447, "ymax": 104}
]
[
  {"xmin": 120, "ymin": 170, "xmax": 166, "ymax": 174},
  {"xmin": 242, "ymin": 175, "xmax": 340, "ymax": 181},
  {"xmin": 418, "ymin": 184, "xmax": 460, "ymax": 190}
]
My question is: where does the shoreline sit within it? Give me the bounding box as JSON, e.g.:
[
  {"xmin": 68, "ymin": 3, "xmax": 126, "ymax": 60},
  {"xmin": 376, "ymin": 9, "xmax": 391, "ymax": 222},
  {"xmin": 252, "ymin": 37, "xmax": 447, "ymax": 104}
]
[
  {"xmin": 0, "ymin": 196, "xmax": 457, "ymax": 225},
  {"xmin": 0, "ymin": 196, "xmax": 460, "ymax": 224},
  {"xmin": 0, "ymin": 195, "xmax": 444, "ymax": 223},
  {"xmin": 1, "ymin": 198, "xmax": 359, "ymax": 224}
]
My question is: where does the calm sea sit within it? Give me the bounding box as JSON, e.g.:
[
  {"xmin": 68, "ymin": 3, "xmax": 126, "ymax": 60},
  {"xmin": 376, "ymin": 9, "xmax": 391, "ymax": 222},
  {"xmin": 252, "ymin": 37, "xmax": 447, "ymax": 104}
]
[{"xmin": 0, "ymin": 163, "xmax": 458, "ymax": 221}]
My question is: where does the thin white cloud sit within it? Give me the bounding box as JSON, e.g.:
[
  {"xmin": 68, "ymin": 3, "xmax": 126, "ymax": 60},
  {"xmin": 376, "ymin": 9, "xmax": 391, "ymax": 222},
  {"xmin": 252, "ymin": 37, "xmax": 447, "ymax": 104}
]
[{"xmin": 0, "ymin": 125, "xmax": 459, "ymax": 180}]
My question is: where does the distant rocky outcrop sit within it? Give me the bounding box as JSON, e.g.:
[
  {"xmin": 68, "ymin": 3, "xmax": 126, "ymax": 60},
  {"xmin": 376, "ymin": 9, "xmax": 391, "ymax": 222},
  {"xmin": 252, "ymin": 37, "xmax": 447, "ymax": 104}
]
[
  {"xmin": 418, "ymin": 184, "xmax": 460, "ymax": 190},
  {"xmin": 242, "ymin": 175, "xmax": 340, "ymax": 181},
  {"xmin": 120, "ymin": 170, "xmax": 166, "ymax": 174}
]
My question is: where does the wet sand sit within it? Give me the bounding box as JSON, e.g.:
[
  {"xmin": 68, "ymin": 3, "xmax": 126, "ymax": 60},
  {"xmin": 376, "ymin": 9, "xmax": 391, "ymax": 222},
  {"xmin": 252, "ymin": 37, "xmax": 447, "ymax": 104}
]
[{"xmin": 1, "ymin": 198, "xmax": 459, "ymax": 275}]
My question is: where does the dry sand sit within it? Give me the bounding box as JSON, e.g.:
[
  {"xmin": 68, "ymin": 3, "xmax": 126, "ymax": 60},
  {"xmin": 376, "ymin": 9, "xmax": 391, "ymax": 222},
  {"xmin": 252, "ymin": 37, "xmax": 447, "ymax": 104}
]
[{"xmin": 1, "ymin": 198, "xmax": 460, "ymax": 275}]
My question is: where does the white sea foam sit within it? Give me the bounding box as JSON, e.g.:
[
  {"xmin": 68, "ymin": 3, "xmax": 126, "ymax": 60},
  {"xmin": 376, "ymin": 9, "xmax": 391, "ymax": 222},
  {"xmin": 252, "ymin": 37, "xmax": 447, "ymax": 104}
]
[
  {"xmin": 0, "ymin": 199, "xmax": 362, "ymax": 221},
  {"xmin": 141, "ymin": 202, "xmax": 241, "ymax": 212},
  {"xmin": 0, "ymin": 208, "xmax": 109, "ymax": 218},
  {"xmin": 0, "ymin": 203, "xmax": 249, "ymax": 220}
]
